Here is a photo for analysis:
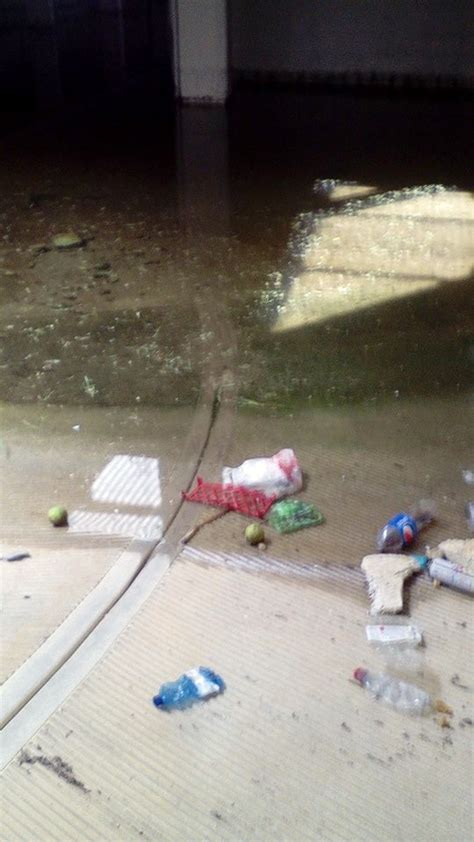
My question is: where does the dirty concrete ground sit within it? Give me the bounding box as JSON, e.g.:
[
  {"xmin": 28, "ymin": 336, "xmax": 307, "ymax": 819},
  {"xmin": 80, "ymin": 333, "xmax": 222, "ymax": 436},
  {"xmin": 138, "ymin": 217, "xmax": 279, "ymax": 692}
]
[{"xmin": 1, "ymin": 88, "xmax": 473, "ymax": 839}]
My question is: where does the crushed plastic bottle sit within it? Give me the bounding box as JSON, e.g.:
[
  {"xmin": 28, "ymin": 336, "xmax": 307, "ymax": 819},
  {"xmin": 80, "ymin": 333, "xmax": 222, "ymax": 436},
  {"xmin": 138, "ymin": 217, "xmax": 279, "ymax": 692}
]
[
  {"xmin": 376, "ymin": 500, "xmax": 436, "ymax": 552},
  {"xmin": 152, "ymin": 667, "xmax": 225, "ymax": 711},
  {"xmin": 353, "ymin": 667, "xmax": 432, "ymax": 714}
]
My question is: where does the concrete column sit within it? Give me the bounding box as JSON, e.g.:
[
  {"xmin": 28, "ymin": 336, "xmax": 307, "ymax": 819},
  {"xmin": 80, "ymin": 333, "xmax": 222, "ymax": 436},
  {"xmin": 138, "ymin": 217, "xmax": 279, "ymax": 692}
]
[
  {"xmin": 176, "ymin": 106, "xmax": 230, "ymax": 235},
  {"xmin": 25, "ymin": 0, "xmax": 63, "ymax": 108},
  {"xmin": 170, "ymin": 0, "xmax": 229, "ymax": 103}
]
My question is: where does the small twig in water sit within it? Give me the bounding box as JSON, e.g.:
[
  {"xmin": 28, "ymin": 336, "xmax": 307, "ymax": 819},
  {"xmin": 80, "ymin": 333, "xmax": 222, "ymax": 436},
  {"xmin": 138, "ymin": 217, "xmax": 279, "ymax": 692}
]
[{"xmin": 181, "ymin": 508, "xmax": 229, "ymax": 545}]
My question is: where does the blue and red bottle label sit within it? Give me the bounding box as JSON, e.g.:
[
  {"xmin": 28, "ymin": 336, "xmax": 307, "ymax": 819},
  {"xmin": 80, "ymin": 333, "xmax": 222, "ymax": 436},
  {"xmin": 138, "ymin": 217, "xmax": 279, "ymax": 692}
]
[{"xmin": 387, "ymin": 513, "xmax": 418, "ymax": 547}]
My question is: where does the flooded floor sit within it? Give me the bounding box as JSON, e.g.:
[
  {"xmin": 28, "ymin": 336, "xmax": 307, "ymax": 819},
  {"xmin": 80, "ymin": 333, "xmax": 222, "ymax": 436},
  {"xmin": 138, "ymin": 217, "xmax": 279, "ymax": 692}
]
[
  {"xmin": 1, "ymin": 90, "xmax": 473, "ymax": 410},
  {"xmin": 1, "ymin": 85, "xmax": 473, "ymax": 635},
  {"xmin": 1, "ymin": 86, "xmax": 473, "ymax": 840}
]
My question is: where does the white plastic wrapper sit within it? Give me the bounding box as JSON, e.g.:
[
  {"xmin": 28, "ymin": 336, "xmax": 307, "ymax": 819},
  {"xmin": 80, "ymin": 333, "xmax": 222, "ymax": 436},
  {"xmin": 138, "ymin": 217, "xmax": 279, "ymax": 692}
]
[
  {"xmin": 222, "ymin": 448, "xmax": 303, "ymax": 499},
  {"xmin": 366, "ymin": 625, "xmax": 423, "ymax": 646}
]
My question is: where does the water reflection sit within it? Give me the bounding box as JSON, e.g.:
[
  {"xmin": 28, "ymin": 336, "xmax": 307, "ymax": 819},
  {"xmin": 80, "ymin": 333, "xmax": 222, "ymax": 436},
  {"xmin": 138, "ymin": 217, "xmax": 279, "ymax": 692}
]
[{"xmin": 272, "ymin": 185, "xmax": 474, "ymax": 332}]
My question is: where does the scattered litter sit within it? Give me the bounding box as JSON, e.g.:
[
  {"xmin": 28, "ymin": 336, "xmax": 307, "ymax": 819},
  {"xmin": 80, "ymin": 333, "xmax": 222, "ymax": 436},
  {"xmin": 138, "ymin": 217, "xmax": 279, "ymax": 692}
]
[
  {"xmin": 83, "ymin": 375, "xmax": 98, "ymax": 398},
  {"xmin": 267, "ymin": 499, "xmax": 324, "ymax": 533},
  {"xmin": 48, "ymin": 506, "xmax": 68, "ymax": 527},
  {"xmin": 434, "ymin": 699, "xmax": 453, "ymax": 715},
  {"xmin": 183, "ymin": 477, "xmax": 276, "ymax": 518},
  {"xmin": 42, "ymin": 359, "xmax": 61, "ymax": 371},
  {"xmin": 51, "ymin": 232, "xmax": 84, "ymax": 249},
  {"xmin": 181, "ymin": 508, "xmax": 228, "ymax": 545},
  {"xmin": 0, "ymin": 552, "xmax": 31, "ymax": 562},
  {"xmin": 361, "ymin": 553, "xmax": 424, "ymax": 615},
  {"xmin": 376, "ymin": 500, "xmax": 436, "ymax": 552},
  {"xmin": 223, "ymin": 448, "xmax": 302, "ymax": 499},
  {"xmin": 153, "ymin": 667, "xmax": 225, "ymax": 711},
  {"xmin": 462, "ymin": 469, "xmax": 474, "ymax": 485},
  {"xmin": 245, "ymin": 523, "xmax": 265, "ymax": 545},
  {"xmin": 353, "ymin": 667, "xmax": 432, "ymax": 715},
  {"xmin": 72, "ymin": 424, "xmax": 80, "ymax": 432},
  {"xmin": 365, "ymin": 624, "xmax": 423, "ymax": 646}
]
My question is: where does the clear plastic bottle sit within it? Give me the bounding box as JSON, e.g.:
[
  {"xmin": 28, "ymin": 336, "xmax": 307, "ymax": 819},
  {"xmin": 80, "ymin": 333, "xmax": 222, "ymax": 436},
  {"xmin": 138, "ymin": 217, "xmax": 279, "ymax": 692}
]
[
  {"xmin": 376, "ymin": 500, "xmax": 436, "ymax": 553},
  {"xmin": 152, "ymin": 667, "xmax": 225, "ymax": 711},
  {"xmin": 426, "ymin": 557, "xmax": 474, "ymax": 594},
  {"xmin": 353, "ymin": 667, "xmax": 432, "ymax": 714}
]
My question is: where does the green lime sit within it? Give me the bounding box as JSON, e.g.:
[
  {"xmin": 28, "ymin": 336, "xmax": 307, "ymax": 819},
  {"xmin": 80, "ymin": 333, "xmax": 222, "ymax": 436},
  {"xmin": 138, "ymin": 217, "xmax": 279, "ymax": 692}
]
[
  {"xmin": 48, "ymin": 505, "xmax": 68, "ymax": 527},
  {"xmin": 245, "ymin": 523, "xmax": 265, "ymax": 545}
]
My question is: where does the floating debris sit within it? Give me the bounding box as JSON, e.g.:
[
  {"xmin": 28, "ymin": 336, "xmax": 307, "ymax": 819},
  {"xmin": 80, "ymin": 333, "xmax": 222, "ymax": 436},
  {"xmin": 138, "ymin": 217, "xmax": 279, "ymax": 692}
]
[
  {"xmin": 83, "ymin": 375, "xmax": 98, "ymax": 398},
  {"xmin": 51, "ymin": 232, "xmax": 84, "ymax": 250}
]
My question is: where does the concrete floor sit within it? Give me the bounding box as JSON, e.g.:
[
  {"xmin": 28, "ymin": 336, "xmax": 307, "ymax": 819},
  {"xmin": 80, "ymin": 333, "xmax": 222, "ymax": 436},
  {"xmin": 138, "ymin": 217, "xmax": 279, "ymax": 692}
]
[{"xmin": 1, "ymin": 89, "xmax": 473, "ymax": 839}]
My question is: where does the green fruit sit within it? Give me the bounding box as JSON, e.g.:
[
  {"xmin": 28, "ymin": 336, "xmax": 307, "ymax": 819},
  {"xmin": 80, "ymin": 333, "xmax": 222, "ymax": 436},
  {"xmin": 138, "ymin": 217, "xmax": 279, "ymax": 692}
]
[
  {"xmin": 48, "ymin": 505, "xmax": 68, "ymax": 527},
  {"xmin": 245, "ymin": 523, "xmax": 265, "ymax": 545}
]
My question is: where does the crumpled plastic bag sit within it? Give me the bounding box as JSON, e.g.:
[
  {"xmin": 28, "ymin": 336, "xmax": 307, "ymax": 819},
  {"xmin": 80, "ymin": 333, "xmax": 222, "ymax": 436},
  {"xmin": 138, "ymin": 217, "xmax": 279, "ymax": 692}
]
[
  {"xmin": 267, "ymin": 499, "xmax": 324, "ymax": 533},
  {"xmin": 222, "ymin": 448, "xmax": 303, "ymax": 500}
]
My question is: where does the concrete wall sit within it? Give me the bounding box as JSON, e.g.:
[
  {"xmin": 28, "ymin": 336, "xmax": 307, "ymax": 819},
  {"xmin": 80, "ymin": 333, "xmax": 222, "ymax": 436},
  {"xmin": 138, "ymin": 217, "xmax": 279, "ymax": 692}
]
[{"xmin": 230, "ymin": 0, "xmax": 474, "ymax": 81}]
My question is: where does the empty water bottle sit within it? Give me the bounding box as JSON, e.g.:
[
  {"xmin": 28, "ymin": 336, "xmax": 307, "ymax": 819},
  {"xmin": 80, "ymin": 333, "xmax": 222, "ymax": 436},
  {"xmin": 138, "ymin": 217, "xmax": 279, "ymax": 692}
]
[
  {"xmin": 376, "ymin": 500, "xmax": 436, "ymax": 552},
  {"xmin": 152, "ymin": 666, "xmax": 225, "ymax": 711},
  {"xmin": 353, "ymin": 667, "xmax": 432, "ymax": 714}
]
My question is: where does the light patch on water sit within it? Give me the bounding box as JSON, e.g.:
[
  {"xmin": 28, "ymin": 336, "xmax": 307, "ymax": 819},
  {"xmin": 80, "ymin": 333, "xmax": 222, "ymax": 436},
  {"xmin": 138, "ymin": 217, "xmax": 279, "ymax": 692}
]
[
  {"xmin": 91, "ymin": 454, "xmax": 161, "ymax": 508},
  {"xmin": 68, "ymin": 509, "xmax": 162, "ymax": 540},
  {"xmin": 270, "ymin": 184, "xmax": 474, "ymax": 332}
]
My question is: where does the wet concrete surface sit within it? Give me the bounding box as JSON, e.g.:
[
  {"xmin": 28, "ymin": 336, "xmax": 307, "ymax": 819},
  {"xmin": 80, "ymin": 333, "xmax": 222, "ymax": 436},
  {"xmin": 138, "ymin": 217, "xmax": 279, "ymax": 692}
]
[
  {"xmin": 1, "ymin": 92, "xmax": 473, "ymax": 842},
  {"xmin": 0, "ymin": 90, "xmax": 473, "ymax": 652}
]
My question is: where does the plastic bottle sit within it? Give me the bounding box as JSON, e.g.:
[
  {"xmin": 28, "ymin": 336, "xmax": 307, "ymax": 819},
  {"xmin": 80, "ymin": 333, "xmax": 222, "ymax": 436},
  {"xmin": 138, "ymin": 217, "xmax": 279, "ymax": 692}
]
[
  {"xmin": 353, "ymin": 667, "xmax": 432, "ymax": 714},
  {"xmin": 152, "ymin": 667, "xmax": 225, "ymax": 711},
  {"xmin": 376, "ymin": 500, "xmax": 436, "ymax": 553},
  {"xmin": 425, "ymin": 557, "xmax": 474, "ymax": 594}
]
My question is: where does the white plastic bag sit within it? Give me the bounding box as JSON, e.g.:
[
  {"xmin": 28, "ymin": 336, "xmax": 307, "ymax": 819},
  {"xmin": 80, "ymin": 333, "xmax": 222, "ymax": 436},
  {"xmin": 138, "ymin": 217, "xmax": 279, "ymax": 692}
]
[{"xmin": 222, "ymin": 448, "xmax": 303, "ymax": 499}]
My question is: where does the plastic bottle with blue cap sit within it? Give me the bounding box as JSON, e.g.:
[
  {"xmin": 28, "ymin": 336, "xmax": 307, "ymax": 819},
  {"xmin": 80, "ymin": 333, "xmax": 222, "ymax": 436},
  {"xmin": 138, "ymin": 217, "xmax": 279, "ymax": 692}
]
[{"xmin": 153, "ymin": 667, "xmax": 225, "ymax": 711}]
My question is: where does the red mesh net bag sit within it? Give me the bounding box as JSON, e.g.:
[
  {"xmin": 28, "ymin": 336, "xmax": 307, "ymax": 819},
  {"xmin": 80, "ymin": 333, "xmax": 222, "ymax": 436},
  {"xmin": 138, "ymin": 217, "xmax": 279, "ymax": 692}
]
[{"xmin": 182, "ymin": 477, "xmax": 276, "ymax": 519}]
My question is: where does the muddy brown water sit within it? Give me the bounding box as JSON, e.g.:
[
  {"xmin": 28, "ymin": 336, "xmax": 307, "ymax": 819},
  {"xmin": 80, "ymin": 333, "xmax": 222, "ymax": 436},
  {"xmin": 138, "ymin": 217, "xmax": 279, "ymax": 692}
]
[{"xmin": 0, "ymin": 88, "xmax": 472, "ymax": 459}]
